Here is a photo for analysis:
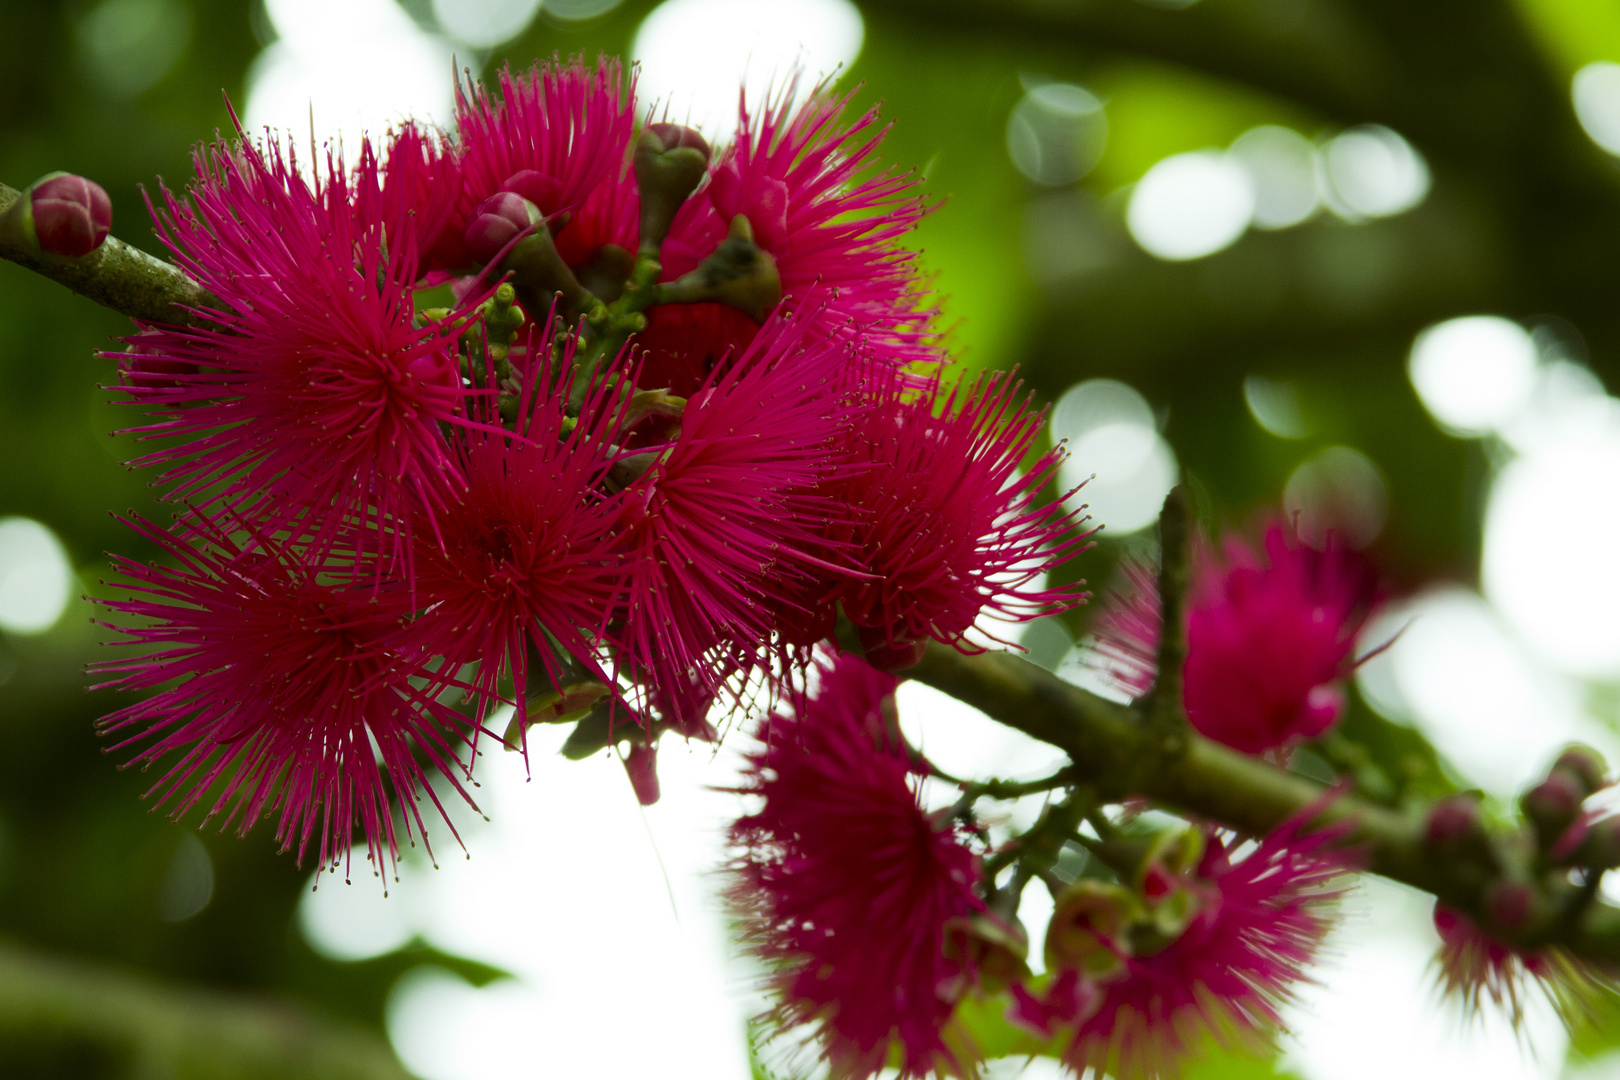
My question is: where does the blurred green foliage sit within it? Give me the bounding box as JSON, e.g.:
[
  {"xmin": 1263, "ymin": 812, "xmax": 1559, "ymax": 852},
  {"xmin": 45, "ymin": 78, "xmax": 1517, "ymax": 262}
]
[{"xmin": 5, "ymin": 0, "xmax": 1620, "ymax": 1075}]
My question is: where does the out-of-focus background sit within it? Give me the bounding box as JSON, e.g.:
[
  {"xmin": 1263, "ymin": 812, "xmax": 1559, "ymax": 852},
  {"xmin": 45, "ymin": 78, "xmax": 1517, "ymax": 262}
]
[{"xmin": 5, "ymin": 0, "xmax": 1620, "ymax": 1076}]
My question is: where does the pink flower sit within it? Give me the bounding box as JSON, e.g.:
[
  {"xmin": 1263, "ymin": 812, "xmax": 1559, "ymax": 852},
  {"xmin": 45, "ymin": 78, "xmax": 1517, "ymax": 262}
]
[
  {"xmin": 609, "ymin": 307, "xmax": 853, "ymax": 718},
  {"xmin": 553, "ymin": 84, "xmax": 939, "ymax": 398},
  {"xmin": 1432, "ymin": 900, "xmax": 1609, "ymax": 1026},
  {"xmin": 378, "ymin": 120, "xmax": 466, "ymax": 279},
  {"xmin": 451, "ymin": 56, "xmax": 634, "ymax": 269},
  {"xmin": 90, "ymin": 511, "xmax": 478, "ymax": 878},
  {"xmin": 707, "ymin": 83, "xmax": 939, "ymax": 370},
  {"xmin": 116, "ymin": 134, "xmax": 480, "ymax": 556},
  {"xmin": 1061, "ymin": 819, "xmax": 1349, "ymax": 1079},
  {"xmin": 1081, "ymin": 524, "xmax": 1378, "ymax": 754},
  {"xmin": 401, "ymin": 330, "xmax": 631, "ymax": 735},
  {"xmin": 727, "ymin": 653, "xmax": 985, "ymax": 1079},
  {"xmin": 831, "ymin": 370, "xmax": 1089, "ymax": 663},
  {"xmin": 1184, "ymin": 525, "xmax": 1377, "ymax": 754}
]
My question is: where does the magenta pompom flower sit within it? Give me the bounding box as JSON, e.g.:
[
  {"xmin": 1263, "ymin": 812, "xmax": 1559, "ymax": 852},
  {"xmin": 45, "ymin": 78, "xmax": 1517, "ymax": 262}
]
[
  {"xmin": 728, "ymin": 653, "xmax": 986, "ymax": 1080},
  {"xmin": 707, "ymin": 84, "xmax": 939, "ymax": 369},
  {"xmin": 1183, "ymin": 524, "xmax": 1377, "ymax": 754},
  {"xmin": 379, "ymin": 120, "xmax": 466, "ymax": 280},
  {"xmin": 830, "ymin": 370, "xmax": 1089, "ymax": 666},
  {"xmin": 1080, "ymin": 524, "xmax": 1378, "ymax": 754},
  {"xmin": 117, "ymin": 134, "xmax": 481, "ymax": 554},
  {"xmin": 609, "ymin": 308, "xmax": 853, "ymax": 718},
  {"xmin": 402, "ymin": 331, "xmax": 631, "ymax": 734},
  {"xmin": 1432, "ymin": 900, "xmax": 1610, "ymax": 1027},
  {"xmin": 451, "ymin": 56, "xmax": 634, "ymax": 269},
  {"xmin": 91, "ymin": 512, "xmax": 478, "ymax": 878},
  {"xmin": 554, "ymin": 83, "xmax": 939, "ymax": 398},
  {"xmin": 1058, "ymin": 819, "xmax": 1350, "ymax": 1079}
]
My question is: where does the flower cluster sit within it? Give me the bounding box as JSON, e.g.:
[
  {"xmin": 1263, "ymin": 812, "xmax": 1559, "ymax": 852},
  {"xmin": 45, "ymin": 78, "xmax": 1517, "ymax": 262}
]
[
  {"xmin": 727, "ymin": 654, "xmax": 1353, "ymax": 1080},
  {"xmin": 1083, "ymin": 522, "xmax": 1379, "ymax": 756},
  {"xmin": 93, "ymin": 56, "xmax": 1085, "ymax": 876}
]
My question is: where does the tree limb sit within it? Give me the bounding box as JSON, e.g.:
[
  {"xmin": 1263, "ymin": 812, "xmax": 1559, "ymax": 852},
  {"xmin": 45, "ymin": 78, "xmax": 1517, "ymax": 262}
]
[{"xmin": 0, "ymin": 181, "xmax": 212, "ymax": 327}]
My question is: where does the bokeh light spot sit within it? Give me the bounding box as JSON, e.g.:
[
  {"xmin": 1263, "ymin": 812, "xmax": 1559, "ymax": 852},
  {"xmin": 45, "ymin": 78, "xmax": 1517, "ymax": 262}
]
[
  {"xmin": 0, "ymin": 517, "xmax": 73, "ymax": 636},
  {"xmin": 1355, "ymin": 589, "xmax": 1600, "ymax": 797},
  {"xmin": 632, "ymin": 0, "xmax": 863, "ymax": 138},
  {"xmin": 77, "ymin": 0, "xmax": 192, "ymax": 98},
  {"xmin": 1318, "ymin": 125, "xmax": 1429, "ymax": 220},
  {"xmin": 1408, "ymin": 315, "xmax": 1537, "ymax": 436},
  {"xmin": 1573, "ymin": 62, "xmax": 1620, "ymax": 157},
  {"xmin": 1483, "ymin": 402, "xmax": 1620, "ymax": 678},
  {"xmin": 247, "ymin": 0, "xmax": 453, "ymax": 152},
  {"xmin": 156, "ymin": 833, "xmax": 215, "ymax": 923},
  {"xmin": 1242, "ymin": 375, "xmax": 1309, "ymax": 438},
  {"xmin": 1051, "ymin": 379, "xmax": 1177, "ymax": 535},
  {"xmin": 1127, "ymin": 150, "xmax": 1253, "ymax": 261},
  {"xmin": 431, "ymin": 0, "xmax": 542, "ymax": 47},
  {"xmin": 1006, "ymin": 81, "xmax": 1107, "ymax": 186},
  {"xmin": 300, "ymin": 845, "xmax": 416, "ymax": 961},
  {"xmin": 1283, "ymin": 446, "xmax": 1387, "ymax": 550},
  {"xmin": 1228, "ymin": 125, "xmax": 1318, "ymax": 229}
]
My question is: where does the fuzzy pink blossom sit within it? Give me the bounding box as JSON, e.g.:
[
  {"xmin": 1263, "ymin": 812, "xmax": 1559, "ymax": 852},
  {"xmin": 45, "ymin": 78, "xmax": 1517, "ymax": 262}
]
[
  {"xmin": 378, "ymin": 120, "xmax": 466, "ymax": 279},
  {"xmin": 1184, "ymin": 525, "xmax": 1376, "ymax": 753},
  {"xmin": 90, "ymin": 512, "xmax": 478, "ymax": 878},
  {"xmin": 1061, "ymin": 819, "xmax": 1350, "ymax": 1079},
  {"xmin": 553, "ymin": 84, "xmax": 939, "ymax": 397},
  {"xmin": 450, "ymin": 56, "xmax": 634, "ymax": 269},
  {"xmin": 401, "ymin": 330, "xmax": 631, "ymax": 735},
  {"xmin": 728, "ymin": 653, "xmax": 985, "ymax": 1079},
  {"xmin": 1081, "ymin": 525, "xmax": 1378, "ymax": 753},
  {"xmin": 829, "ymin": 370, "xmax": 1089, "ymax": 664},
  {"xmin": 609, "ymin": 307, "xmax": 853, "ymax": 719},
  {"xmin": 705, "ymin": 84, "xmax": 939, "ymax": 367},
  {"xmin": 115, "ymin": 133, "xmax": 484, "ymax": 556},
  {"xmin": 1432, "ymin": 902, "xmax": 1610, "ymax": 1026}
]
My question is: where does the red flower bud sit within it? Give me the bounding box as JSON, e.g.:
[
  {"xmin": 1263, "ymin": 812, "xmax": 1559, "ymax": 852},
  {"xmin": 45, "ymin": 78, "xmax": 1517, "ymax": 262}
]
[
  {"xmin": 463, "ymin": 191, "xmax": 540, "ymax": 264},
  {"xmin": 624, "ymin": 741, "xmax": 660, "ymax": 806},
  {"xmin": 1554, "ymin": 745, "xmax": 1609, "ymax": 796},
  {"xmin": 1522, "ymin": 770, "xmax": 1584, "ymax": 845},
  {"xmin": 32, "ymin": 173, "xmax": 111, "ymax": 258},
  {"xmin": 1425, "ymin": 794, "xmax": 1483, "ymax": 849},
  {"xmin": 500, "ymin": 170, "xmax": 562, "ymax": 213},
  {"xmin": 857, "ymin": 625, "xmax": 926, "ymax": 672}
]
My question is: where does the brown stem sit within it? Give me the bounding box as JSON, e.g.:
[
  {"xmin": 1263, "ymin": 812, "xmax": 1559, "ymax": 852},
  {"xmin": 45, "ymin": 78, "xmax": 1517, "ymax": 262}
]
[{"xmin": 0, "ymin": 181, "xmax": 214, "ymax": 326}]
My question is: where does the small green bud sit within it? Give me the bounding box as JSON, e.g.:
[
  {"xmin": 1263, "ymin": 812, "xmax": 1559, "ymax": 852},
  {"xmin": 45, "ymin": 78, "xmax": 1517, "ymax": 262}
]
[
  {"xmin": 1554, "ymin": 745, "xmax": 1609, "ymax": 797},
  {"xmin": 1522, "ymin": 771, "xmax": 1584, "ymax": 848},
  {"xmin": 633, "ymin": 124, "xmax": 711, "ymax": 256}
]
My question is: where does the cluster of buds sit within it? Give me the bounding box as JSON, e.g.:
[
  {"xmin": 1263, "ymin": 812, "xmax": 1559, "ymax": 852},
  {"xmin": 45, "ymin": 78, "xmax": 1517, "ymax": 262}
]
[
  {"xmin": 88, "ymin": 56, "xmax": 1087, "ymax": 881},
  {"xmin": 1424, "ymin": 746, "xmax": 1618, "ymax": 1022}
]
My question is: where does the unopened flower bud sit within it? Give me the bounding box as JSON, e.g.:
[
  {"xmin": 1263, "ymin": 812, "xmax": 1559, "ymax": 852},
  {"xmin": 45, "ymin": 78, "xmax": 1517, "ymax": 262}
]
[
  {"xmin": 857, "ymin": 625, "xmax": 925, "ymax": 671},
  {"xmin": 464, "ymin": 191, "xmax": 541, "ymax": 264},
  {"xmin": 32, "ymin": 173, "xmax": 111, "ymax": 257},
  {"xmin": 500, "ymin": 169, "xmax": 562, "ymax": 214},
  {"xmin": 634, "ymin": 124, "xmax": 712, "ymax": 256},
  {"xmin": 624, "ymin": 741, "xmax": 660, "ymax": 806},
  {"xmin": 1046, "ymin": 881, "xmax": 1136, "ymax": 977},
  {"xmin": 1554, "ymin": 745, "xmax": 1609, "ymax": 796},
  {"xmin": 942, "ymin": 914, "xmax": 1030, "ymax": 994},
  {"xmin": 1483, "ymin": 880, "xmax": 1538, "ymax": 934},
  {"xmin": 1577, "ymin": 816, "xmax": 1620, "ymax": 870},
  {"xmin": 1425, "ymin": 794, "xmax": 1484, "ymax": 850},
  {"xmin": 1522, "ymin": 770, "xmax": 1584, "ymax": 847}
]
